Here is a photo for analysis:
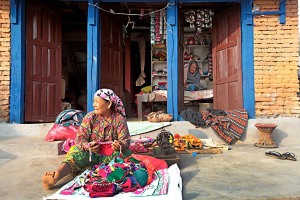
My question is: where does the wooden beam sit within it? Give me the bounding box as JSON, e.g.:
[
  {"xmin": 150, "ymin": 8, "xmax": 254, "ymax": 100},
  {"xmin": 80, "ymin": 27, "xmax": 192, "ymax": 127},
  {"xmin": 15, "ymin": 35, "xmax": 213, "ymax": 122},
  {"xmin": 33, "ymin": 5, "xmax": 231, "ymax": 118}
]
[
  {"xmin": 87, "ymin": 0, "xmax": 100, "ymax": 112},
  {"xmin": 167, "ymin": 0, "xmax": 178, "ymax": 120},
  {"xmin": 10, "ymin": 0, "xmax": 25, "ymax": 123},
  {"xmin": 10, "ymin": 0, "xmax": 19, "ymax": 24},
  {"xmin": 252, "ymin": 0, "xmax": 286, "ymax": 24},
  {"xmin": 241, "ymin": 0, "xmax": 255, "ymax": 118}
]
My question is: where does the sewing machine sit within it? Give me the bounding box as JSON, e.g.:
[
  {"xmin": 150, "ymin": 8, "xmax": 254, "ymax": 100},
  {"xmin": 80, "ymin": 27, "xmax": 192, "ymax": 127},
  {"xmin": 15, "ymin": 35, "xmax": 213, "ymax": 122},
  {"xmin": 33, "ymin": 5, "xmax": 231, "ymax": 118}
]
[{"xmin": 153, "ymin": 128, "xmax": 181, "ymax": 168}]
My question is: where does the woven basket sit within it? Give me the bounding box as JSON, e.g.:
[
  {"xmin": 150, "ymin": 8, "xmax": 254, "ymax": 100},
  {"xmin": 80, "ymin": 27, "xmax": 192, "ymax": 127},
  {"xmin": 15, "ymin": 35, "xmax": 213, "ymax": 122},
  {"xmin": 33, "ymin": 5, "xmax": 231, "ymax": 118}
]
[
  {"xmin": 254, "ymin": 123, "xmax": 278, "ymax": 148},
  {"xmin": 255, "ymin": 123, "xmax": 277, "ymax": 133}
]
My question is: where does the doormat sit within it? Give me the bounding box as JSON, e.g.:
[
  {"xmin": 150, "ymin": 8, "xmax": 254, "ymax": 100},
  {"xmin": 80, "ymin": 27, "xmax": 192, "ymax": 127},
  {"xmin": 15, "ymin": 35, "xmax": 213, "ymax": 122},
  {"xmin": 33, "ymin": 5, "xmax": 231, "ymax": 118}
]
[{"xmin": 127, "ymin": 121, "xmax": 171, "ymax": 136}]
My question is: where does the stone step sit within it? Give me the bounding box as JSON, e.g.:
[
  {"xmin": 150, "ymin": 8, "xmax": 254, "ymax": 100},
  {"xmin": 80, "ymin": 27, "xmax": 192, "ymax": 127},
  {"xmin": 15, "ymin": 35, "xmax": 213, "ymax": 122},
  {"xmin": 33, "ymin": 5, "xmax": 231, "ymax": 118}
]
[
  {"xmin": 0, "ymin": 123, "xmax": 53, "ymax": 137},
  {"xmin": 1, "ymin": 136, "xmax": 61, "ymax": 157},
  {"xmin": 0, "ymin": 123, "xmax": 61, "ymax": 157},
  {"xmin": 1, "ymin": 117, "xmax": 300, "ymax": 159}
]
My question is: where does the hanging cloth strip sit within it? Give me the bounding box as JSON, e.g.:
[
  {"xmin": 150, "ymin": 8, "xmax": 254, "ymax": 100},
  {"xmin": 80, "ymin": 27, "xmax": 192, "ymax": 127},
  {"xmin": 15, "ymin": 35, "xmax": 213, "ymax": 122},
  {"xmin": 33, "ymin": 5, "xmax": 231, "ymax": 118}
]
[{"xmin": 130, "ymin": 32, "xmax": 146, "ymax": 86}]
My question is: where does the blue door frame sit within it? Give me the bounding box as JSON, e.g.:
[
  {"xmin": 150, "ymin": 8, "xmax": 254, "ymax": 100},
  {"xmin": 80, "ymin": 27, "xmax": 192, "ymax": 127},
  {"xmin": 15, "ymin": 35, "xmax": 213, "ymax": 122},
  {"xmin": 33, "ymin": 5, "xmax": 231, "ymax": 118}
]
[{"xmin": 10, "ymin": 0, "xmax": 255, "ymax": 123}]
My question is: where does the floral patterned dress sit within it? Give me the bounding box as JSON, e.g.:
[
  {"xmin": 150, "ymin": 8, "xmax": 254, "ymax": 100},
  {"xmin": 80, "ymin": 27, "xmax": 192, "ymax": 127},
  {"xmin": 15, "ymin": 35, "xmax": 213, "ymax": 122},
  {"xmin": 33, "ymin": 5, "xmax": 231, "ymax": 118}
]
[{"xmin": 63, "ymin": 111, "xmax": 131, "ymax": 176}]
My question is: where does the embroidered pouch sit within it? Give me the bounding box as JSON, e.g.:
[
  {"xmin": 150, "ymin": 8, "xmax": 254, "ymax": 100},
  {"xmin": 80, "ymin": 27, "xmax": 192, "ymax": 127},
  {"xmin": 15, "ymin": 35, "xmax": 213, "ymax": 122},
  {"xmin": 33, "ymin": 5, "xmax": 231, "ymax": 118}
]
[{"xmin": 97, "ymin": 143, "xmax": 114, "ymax": 156}]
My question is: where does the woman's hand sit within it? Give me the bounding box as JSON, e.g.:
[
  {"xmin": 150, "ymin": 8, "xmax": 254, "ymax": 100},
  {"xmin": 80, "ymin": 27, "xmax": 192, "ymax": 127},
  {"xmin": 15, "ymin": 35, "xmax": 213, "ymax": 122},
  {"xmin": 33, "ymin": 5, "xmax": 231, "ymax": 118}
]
[
  {"xmin": 89, "ymin": 141, "xmax": 100, "ymax": 153},
  {"xmin": 112, "ymin": 140, "xmax": 122, "ymax": 151}
]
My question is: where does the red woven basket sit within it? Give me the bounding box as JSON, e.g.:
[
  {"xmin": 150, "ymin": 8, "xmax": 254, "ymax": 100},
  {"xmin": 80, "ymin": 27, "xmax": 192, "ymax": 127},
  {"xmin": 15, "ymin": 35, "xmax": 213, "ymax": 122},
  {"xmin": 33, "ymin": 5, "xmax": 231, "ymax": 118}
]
[{"xmin": 255, "ymin": 123, "xmax": 277, "ymax": 133}]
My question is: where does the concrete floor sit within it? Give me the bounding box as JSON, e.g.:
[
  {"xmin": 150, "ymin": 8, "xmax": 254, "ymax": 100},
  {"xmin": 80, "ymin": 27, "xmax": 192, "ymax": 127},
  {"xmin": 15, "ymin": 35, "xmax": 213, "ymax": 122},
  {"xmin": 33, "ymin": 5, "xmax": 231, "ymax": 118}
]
[{"xmin": 0, "ymin": 118, "xmax": 300, "ymax": 200}]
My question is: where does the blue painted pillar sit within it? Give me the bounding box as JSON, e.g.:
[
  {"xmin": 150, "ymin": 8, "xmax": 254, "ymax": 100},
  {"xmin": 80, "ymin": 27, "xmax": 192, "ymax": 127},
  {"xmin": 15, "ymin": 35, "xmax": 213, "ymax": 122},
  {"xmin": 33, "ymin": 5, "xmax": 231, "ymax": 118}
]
[
  {"xmin": 87, "ymin": 0, "xmax": 101, "ymax": 112},
  {"xmin": 279, "ymin": 0, "xmax": 286, "ymax": 24},
  {"xmin": 10, "ymin": 0, "xmax": 25, "ymax": 123},
  {"xmin": 166, "ymin": 0, "xmax": 179, "ymax": 120},
  {"xmin": 241, "ymin": 0, "xmax": 255, "ymax": 118}
]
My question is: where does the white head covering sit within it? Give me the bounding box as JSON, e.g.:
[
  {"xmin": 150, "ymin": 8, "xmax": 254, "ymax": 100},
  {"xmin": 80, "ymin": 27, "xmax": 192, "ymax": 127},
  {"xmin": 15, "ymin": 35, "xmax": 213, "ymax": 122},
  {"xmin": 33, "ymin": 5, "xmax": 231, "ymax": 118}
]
[{"xmin": 94, "ymin": 89, "xmax": 125, "ymax": 117}]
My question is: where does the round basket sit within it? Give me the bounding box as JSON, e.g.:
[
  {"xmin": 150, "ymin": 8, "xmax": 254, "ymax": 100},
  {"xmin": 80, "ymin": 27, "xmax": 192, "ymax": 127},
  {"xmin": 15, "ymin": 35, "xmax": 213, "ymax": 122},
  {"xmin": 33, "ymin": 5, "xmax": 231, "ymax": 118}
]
[
  {"xmin": 254, "ymin": 123, "xmax": 278, "ymax": 148},
  {"xmin": 254, "ymin": 123, "xmax": 277, "ymax": 133}
]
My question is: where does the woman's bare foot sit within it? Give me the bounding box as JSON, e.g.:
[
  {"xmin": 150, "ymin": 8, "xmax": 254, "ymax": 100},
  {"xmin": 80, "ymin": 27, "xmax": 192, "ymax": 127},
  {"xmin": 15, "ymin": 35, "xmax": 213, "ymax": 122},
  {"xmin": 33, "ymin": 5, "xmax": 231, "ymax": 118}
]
[{"xmin": 42, "ymin": 171, "xmax": 60, "ymax": 190}]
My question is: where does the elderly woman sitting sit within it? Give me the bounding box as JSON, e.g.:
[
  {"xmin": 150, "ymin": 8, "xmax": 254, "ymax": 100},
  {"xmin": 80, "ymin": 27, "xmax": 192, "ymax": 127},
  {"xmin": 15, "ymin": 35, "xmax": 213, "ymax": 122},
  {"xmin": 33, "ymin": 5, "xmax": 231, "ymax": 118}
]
[{"xmin": 42, "ymin": 88, "xmax": 131, "ymax": 190}]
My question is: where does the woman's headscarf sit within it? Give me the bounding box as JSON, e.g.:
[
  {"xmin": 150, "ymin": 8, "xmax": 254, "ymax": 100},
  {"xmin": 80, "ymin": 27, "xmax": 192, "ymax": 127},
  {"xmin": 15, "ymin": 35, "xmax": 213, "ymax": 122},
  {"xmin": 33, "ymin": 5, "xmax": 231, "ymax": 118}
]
[
  {"xmin": 188, "ymin": 60, "xmax": 200, "ymax": 71},
  {"xmin": 94, "ymin": 89, "xmax": 126, "ymax": 117},
  {"xmin": 186, "ymin": 60, "xmax": 201, "ymax": 90}
]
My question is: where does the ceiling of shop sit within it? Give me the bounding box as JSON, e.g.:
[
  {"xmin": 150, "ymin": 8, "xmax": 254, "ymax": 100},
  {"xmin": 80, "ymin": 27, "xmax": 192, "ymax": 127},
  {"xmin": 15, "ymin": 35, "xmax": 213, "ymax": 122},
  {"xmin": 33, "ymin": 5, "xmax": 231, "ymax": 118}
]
[
  {"xmin": 55, "ymin": 1, "xmax": 236, "ymax": 33},
  {"xmin": 179, "ymin": 2, "xmax": 235, "ymax": 11},
  {"xmin": 55, "ymin": 1, "xmax": 235, "ymax": 15}
]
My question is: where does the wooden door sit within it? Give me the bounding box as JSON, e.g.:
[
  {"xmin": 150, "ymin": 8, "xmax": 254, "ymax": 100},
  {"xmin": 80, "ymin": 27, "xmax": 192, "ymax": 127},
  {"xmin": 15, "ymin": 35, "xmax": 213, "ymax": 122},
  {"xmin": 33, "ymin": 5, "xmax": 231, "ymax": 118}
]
[
  {"xmin": 25, "ymin": 1, "xmax": 62, "ymax": 122},
  {"xmin": 212, "ymin": 4, "xmax": 243, "ymax": 110},
  {"xmin": 100, "ymin": 11, "xmax": 124, "ymax": 100}
]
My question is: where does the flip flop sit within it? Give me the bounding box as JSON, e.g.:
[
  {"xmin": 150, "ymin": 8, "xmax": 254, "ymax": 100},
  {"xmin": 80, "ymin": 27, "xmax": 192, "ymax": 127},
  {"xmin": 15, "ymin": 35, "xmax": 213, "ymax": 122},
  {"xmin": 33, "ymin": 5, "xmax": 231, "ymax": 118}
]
[
  {"xmin": 265, "ymin": 151, "xmax": 283, "ymax": 160},
  {"xmin": 281, "ymin": 152, "xmax": 297, "ymax": 161},
  {"xmin": 265, "ymin": 151, "xmax": 297, "ymax": 161}
]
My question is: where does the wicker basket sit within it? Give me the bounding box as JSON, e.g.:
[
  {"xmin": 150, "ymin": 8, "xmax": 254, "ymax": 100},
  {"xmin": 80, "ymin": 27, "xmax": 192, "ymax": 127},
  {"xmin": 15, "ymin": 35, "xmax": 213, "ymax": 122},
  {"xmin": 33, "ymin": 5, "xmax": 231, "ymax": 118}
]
[{"xmin": 254, "ymin": 123, "xmax": 278, "ymax": 148}]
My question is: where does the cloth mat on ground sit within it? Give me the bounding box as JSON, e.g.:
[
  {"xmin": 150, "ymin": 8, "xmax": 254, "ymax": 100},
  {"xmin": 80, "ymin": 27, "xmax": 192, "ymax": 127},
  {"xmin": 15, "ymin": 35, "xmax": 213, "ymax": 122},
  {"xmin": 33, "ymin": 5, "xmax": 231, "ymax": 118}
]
[
  {"xmin": 206, "ymin": 109, "xmax": 248, "ymax": 144},
  {"xmin": 127, "ymin": 121, "xmax": 171, "ymax": 136},
  {"xmin": 180, "ymin": 108, "xmax": 248, "ymax": 144},
  {"xmin": 43, "ymin": 164, "xmax": 182, "ymax": 200}
]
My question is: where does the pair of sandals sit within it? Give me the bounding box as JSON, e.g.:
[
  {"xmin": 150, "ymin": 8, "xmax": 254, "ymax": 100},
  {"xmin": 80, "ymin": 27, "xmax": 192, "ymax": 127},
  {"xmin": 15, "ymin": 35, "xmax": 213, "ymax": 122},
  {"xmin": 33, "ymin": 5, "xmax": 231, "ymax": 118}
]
[{"xmin": 265, "ymin": 151, "xmax": 297, "ymax": 161}]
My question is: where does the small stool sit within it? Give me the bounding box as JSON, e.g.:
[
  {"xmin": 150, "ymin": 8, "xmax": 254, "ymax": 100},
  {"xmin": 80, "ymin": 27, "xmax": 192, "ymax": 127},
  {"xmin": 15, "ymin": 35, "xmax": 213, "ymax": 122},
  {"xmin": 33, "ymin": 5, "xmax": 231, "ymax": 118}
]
[{"xmin": 254, "ymin": 123, "xmax": 278, "ymax": 148}]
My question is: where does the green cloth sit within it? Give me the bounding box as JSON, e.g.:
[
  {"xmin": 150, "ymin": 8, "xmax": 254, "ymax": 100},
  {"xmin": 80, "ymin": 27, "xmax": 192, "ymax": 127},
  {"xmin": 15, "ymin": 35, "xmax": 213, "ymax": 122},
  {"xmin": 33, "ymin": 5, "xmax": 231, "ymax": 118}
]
[
  {"xmin": 141, "ymin": 86, "xmax": 151, "ymax": 93},
  {"xmin": 133, "ymin": 169, "xmax": 148, "ymax": 187},
  {"xmin": 63, "ymin": 146, "xmax": 132, "ymax": 176},
  {"xmin": 107, "ymin": 167, "xmax": 125, "ymax": 182},
  {"xmin": 127, "ymin": 121, "xmax": 171, "ymax": 136}
]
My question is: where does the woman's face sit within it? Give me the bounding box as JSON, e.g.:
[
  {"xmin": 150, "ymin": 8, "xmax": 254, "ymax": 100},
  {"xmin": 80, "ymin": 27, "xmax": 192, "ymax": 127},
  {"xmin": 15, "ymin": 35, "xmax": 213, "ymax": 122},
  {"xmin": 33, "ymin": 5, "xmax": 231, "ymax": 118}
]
[
  {"xmin": 189, "ymin": 63, "xmax": 197, "ymax": 73},
  {"xmin": 93, "ymin": 96, "xmax": 110, "ymax": 115}
]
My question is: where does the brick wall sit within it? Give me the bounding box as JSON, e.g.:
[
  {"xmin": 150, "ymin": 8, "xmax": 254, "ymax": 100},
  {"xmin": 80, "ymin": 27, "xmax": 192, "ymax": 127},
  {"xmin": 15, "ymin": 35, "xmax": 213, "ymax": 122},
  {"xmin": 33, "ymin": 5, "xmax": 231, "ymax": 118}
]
[
  {"xmin": 0, "ymin": 0, "xmax": 10, "ymax": 122},
  {"xmin": 253, "ymin": 0, "xmax": 300, "ymax": 117}
]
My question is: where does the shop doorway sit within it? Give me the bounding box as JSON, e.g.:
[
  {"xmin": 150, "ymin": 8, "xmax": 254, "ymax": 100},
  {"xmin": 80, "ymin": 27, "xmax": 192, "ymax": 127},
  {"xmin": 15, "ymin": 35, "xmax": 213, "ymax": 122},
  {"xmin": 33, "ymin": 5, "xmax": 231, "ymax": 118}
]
[
  {"xmin": 100, "ymin": 2, "xmax": 167, "ymax": 120},
  {"xmin": 178, "ymin": 2, "xmax": 243, "ymax": 114},
  {"xmin": 25, "ymin": 0, "xmax": 88, "ymax": 122},
  {"xmin": 61, "ymin": 2, "xmax": 88, "ymax": 112}
]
